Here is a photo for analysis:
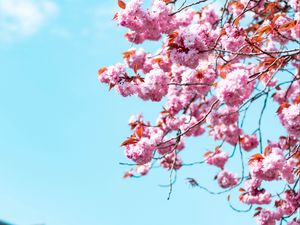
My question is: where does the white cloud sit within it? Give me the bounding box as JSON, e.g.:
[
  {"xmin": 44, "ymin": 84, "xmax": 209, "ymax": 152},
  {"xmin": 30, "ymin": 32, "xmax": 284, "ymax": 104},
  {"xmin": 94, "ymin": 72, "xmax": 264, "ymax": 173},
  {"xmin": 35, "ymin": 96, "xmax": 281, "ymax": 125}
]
[
  {"xmin": 50, "ymin": 27, "xmax": 72, "ymax": 39},
  {"xmin": 0, "ymin": 0, "xmax": 59, "ymax": 41},
  {"xmin": 82, "ymin": 3, "xmax": 119, "ymax": 39}
]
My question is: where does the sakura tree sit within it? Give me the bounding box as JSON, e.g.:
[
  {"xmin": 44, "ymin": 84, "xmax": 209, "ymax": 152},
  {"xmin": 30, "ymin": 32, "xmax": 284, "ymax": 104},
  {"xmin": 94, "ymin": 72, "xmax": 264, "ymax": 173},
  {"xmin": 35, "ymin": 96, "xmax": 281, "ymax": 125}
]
[{"xmin": 98, "ymin": 0, "xmax": 300, "ymax": 224}]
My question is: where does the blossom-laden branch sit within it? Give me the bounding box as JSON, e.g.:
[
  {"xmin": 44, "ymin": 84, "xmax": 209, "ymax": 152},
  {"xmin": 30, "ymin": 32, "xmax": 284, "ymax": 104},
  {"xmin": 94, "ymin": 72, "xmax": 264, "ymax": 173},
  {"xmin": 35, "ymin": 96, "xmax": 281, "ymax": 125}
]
[{"xmin": 99, "ymin": 0, "xmax": 300, "ymax": 225}]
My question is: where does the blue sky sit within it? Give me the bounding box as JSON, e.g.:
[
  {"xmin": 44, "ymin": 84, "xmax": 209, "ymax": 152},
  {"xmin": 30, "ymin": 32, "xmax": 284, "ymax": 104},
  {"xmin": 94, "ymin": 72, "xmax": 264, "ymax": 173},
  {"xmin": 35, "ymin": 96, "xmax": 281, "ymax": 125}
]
[{"xmin": 0, "ymin": 1, "xmax": 289, "ymax": 225}]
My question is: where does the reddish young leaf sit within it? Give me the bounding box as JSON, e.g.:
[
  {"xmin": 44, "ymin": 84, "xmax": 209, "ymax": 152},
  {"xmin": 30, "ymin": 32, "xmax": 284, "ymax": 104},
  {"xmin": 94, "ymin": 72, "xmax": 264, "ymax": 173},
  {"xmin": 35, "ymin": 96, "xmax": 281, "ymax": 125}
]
[
  {"xmin": 239, "ymin": 193, "xmax": 246, "ymax": 202},
  {"xmin": 118, "ymin": 0, "xmax": 126, "ymax": 9},
  {"xmin": 219, "ymin": 71, "xmax": 226, "ymax": 79},
  {"xmin": 153, "ymin": 56, "xmax": 163, "ymax": 64},
  {"xmin": 123, "ymin": 171, "xmax": 133, "ymax": 179},
  {"xmin": 264, "ymin": 146, "xmax": 272, "ymax": 156},
  {"xmin": 121, "ymin": 136, "xmax": 139, "ymax": 146},
  {"xmin": 248, "ymin": 153, "xmax": 264, "ymax": 165},
  {"xmin": 212, "ymin": 82, "xmax": 218, "ymax": 87},
  {"xmin": 239, "ymin": 188, "xmax": 246, "ymax": 192},
  {"xmin": 257, "ymin": 25, "xmax": 271, "ymax": 37},
  {"xmin": 122, "ymin": 50, "xmax": 135, "ymax": 59},
  {"xmin": 294, "ymin": 95, "xmax": 300, "ymax": 104},
  {"xmin": 233, "ymin": 16, "xmax": 242, "ymax": 27},
  {"xmin": 98, "ymin": 67, "xmax": 107, "ymax": 75},
  {"xmin": 109, "ymin": 83, "xmax": 115, "ymax": 91},
  {"xmin": 135, "ymin": 126, "xmax": 143, "ymax": 139},
  {"xmin": 279, "ymin": 20, "xmax": 297, "ymax": 31},
  {"xmin": 253, "ymin": 211, "xmax": 261, "ymax": 217},
  {"xmin": 276, "ymin": 102, "xmax": 290, "ymax": 114},
  {"xmin": 204, "ymin": 151, "xmax": 213, "ymax": 158},
  {"xmin": 112, "ymin": 12, "xmax": 118, "ymax": 20},
  {"xmin": 133, "ymin": 64, "xmax": 138, "ymax": 74},
  {"xmin": 275, "ymin": 200, "xmax": 285, "ymax": 207}
]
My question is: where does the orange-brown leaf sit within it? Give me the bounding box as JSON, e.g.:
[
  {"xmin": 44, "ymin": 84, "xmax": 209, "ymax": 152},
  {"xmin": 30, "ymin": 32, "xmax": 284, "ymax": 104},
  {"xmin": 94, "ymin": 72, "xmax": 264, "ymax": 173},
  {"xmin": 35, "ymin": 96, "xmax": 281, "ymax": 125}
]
[
  {"xmin": 122, "ymin": 50, "xmax": 135, "ymax": 59},
  {"xmin": 239, "ymin": 193, "xmax": 246, "ymax": 202},
  {"xmin": 279, "ymin": 20, "xmax": 297, "ymax": 31},
  {"xmin": 248, "ymin": 153, "xmax": 264, "ymax": 165},
  {"xmin": 257, "ymin": 25, "xmax": 271, "ymax": 37},
  {"xmin": 250, "ymin": 35, "xmax": 265, "ymax": 43},
  {"xmin": 239, "ymin": 188, "xmax": 246, "ymax": 192},
  {"xmin": 220, "ymin": 71, "xmax": 226, "ymax": 79},
  {"xmin": 109, "ymin": 83, "xmax": 115, "ymax": 91},
  {"xmin": 98, "ymin": 67, "xmax": 107, "ymax": 75},
  {"xmin": 215, "ymin": 146, "xmax": 221, "ymax": 152},
  {"xmin": 275, "ymin": 85, "xmax": 281, "ymax": 91},
  {"xmin": 204, "ymin": 151, "xmax": 213, "ymax": 158},
  {"xmin": 153, "ymin": 56, "xmax": 163, "ymax": 64},
  {"xmin": 135, "ymin": 126, "xmax": 143, "ymax": 139},
  {"xmin": 233, "ymin": 16, "xmax": 242, "ymax": 27},
  {"xmin": 240, "ymin": 136, "xmax": 245, "ymax": 144},
  {"xmin": 276, "ymin": 102, "xmax": 290, "ymax": 114},
  {"xmin": 118, "ymin": 0, "xmax": 126, "ymax": 9},
  {"xmin": 294, "ymin": 95, "xmax": 300, "ymax": 104},
  {"xmin": 123, "ymin": 171, "xmax": 133, "ymax": 179},
  {"xmin": 112, "ymin": 12, "xmax": 118, "ymax": 20},
  {"xmin": 121, "ymin": 136, "xmax": 139, "ymax": 146},
  {"xmin": 133, "ymin": 64, "xmax": 138, "ymax": 74},
  {"xmin": 168, "ymin": 31, "xmax": 178, "ymax": 40},
  {"xmin": 253, "ymin": 211, "xmax": 261, "ymax": 217},
  {"xmin": 264, "ymin": 146, "xmax": 272, "ymax": 156},
  {"xmin": 294, "ymin": 168, "xmax": 300, "ymax": 176},
  {"xmin": 275, "ymin": 200, "xmax": 285, "ymax": 207}
]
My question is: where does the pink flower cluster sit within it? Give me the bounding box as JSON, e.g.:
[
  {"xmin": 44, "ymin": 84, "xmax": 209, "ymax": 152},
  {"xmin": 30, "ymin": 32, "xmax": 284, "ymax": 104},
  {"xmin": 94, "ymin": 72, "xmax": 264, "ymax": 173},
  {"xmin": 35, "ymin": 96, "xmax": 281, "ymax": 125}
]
[
  {"xmin": 288, "ymin": 219, "xmax": 300, "ymax": 225},
  {"xmin": 99, "ymin": 1, "xmax": 300, "ymax": 224},
  {"xmin": 216, "ymin": 65, "xmax": 255, "ymax": 106},
  {"xmin": 240, "ymin": 134, "xmax": 259, "ymax": 151},
  {"xmin": 138, "ymin": 68, "xmax": 170, "ymax": 101},
  {"xmin": 248, "ymin": 147, "xmax": 296, "ymax": 184},
  {"xmin": 256, "ymin": 209, "xmax": 277, "ymax": 225},
  {"xmin": 204, "ymin": 148, "xmax": 229, "ymax": 169},
  {"xmin": 160, "ymin": 152, "xmax": 182, "ymax": 170},
  {"xmin": 117, "ymin": 0, "xmax": 194, "ymax": 44},
  {"xmin": 241, "ymin": 178, "xmax": 272, "ymax": 205},
  {"xmin": 255, "ymin": 190, "xmax": 300, "ymax": 225},
  {"xmin": 169, "ymin": 23, "xmax": 219, "ymax": 68},
  {"xmin": 221, "ymin": 23, "xmax": 245, "ymax": 52},
  {"xmin": 124, "ymin": 137, "xmax": 155, "ymax": 164},
  {"xmin": 216, "ymin": 170, "xmax": 239, "ymax": 189},
  {"xmin": 278, "ymin": 103, "xmax": 300, "ymax": 138}
]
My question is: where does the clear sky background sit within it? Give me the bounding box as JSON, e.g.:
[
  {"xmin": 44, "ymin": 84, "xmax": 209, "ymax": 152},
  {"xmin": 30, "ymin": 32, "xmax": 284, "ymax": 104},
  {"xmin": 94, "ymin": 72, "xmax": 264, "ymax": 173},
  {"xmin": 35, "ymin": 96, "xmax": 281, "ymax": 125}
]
[{"xmin": 0, "ymin": 1, "xmax": 289, "ymax": 225}]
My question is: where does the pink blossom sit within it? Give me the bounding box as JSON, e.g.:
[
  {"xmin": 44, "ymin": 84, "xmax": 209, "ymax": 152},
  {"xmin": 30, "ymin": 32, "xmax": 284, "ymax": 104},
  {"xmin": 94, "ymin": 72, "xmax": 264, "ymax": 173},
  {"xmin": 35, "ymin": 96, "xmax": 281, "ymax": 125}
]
[
  {"xmin": 221, "ymin": 23, "xmax": 245, "ymax": 52},
  {"xmin": 249, "ymin": 147, "xmax": 296, "ymax": 183},
  {"xmin": 279, "ymin": 104, "xmax": 300, "ymax": 137},
  {"xmin": 137, "ymin": 68, "xmax": 170, "ymax": 101},
  {"xmin": 216, "ymin": 170, "xmax": 239, "ymax": 189},
  {"xmin": 124, "ymin": 138, "xmax": 154, "ymax": 164},
  {"xmin": 205, "ymin": 148, "xmax": 229, "ymax": 169},
  {"xmin": 216, "ymin": 66, "xmax": 255, "ymax": 106},
  {"xmin": 256, "ymin": 209, "xmax": 276, "ymax": 225},
  {"xmin": 290, "ymin": 0, "xmax": 300, "ymax": 11},
  {"xmin": 160, "ymin": 152, "xmax": 182, "ymax": 170},
  {"xmin": 240, "ymin": 134, "xmax": 259, "ymax": 151},
  {"xmin": 241, "ymin": 188, "xmax": 272, "ymax": 205},
  {"xmin": 287, "ymin": 219, "xmax": 300, "ymax": 225},
  {"xmin": 136, "ymin": 163, "xmax": 151, "ymax": 175}
]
